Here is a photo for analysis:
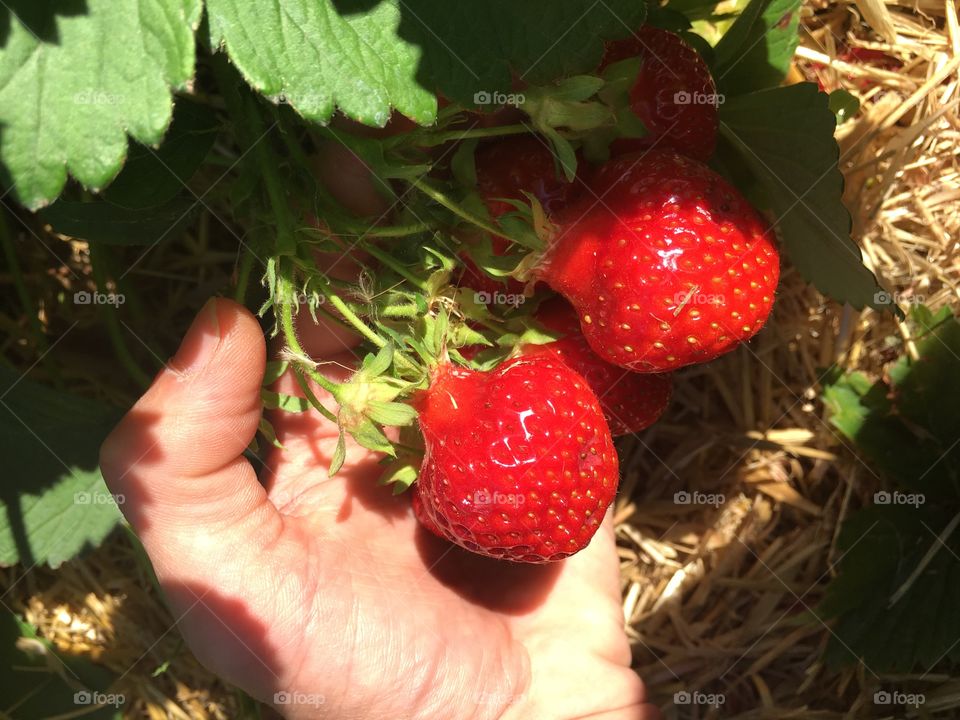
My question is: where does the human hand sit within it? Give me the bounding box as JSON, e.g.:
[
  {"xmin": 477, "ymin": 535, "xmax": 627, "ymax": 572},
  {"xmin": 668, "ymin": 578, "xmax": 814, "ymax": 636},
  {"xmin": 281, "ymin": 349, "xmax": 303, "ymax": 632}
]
[{"xmin": 100, "ymin": 297, "xmax": 661, "ymax": 720}]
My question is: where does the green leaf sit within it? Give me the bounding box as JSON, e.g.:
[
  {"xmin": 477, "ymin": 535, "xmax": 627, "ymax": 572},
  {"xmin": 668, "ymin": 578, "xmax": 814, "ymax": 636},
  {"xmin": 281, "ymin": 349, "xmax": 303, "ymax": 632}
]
[
  {"xmin": 711, "ymin": 0, "xmax": 801, "ymax": 95},
  {"xmin": 39, "ymin": 196, "xmax": 199, "ymax": 245},
  {"xmin": 261, "ymin": 389, "xmax": 310, "ymax": 413},
  {"xmin": 257, "ymin": 417, "xmax": 283, "ymax": 449},
  {"xmin": 0, "ymin": 368, "xmax": 123, "ymax": 567},
  {"xmin": 821, "ymin": 310, "xmax": 960, "ymax": 672},
  {"xmin": 496, "ymin": 325, "xmax": 562, "ymax": 348},
  {"xmin": 206, "ymin": 0, "xmax": 645, "ymax": 126},
  {"xmin": 348, "ymin": 420, "xmax": 395, "ymax": 457},
  {"xmin": 823, "ymin": 308, "xmax": 960, "ymax": 498},
  {"xmin": 378, "ymin": 457, "xmax": 419, "ymax": 493},
  {"xmin": 821, "ymin": 505, "xmax": 960, "ymax": 672},
  {"xmin": 263, "ymin": 360, "xmax": 290, "ymax": 385},
  {"xmin": 101, "ymin": 98, "xmax": 220, "ymax": 209},
  {"xmin": 0, "ymin": 0, "xmax": 203, "ymax": 208},
  {"xmin": 716, "ymin": 83, "xmax": 889, "ymax": 312},
  {"xmin": 366, "ymin": 400, "xmax": 418, "ymax": 427},
  {"xmin": 822, "ymin": 369, "xmax": 874, "ymax": 440},
  {"xmin": 363, "ymin": 343, "xmax": 395, "ymax": 378},
  {"xmin": 542, "ymin": 127, "xmax": 579, "ymax": 182},
  {"xmin": 828, "ymin": 89, "xmax": 860, "ymax": 125},
  {"xmin": 329, "ymin": 430, "xmax": 346, "ymax": 477}
]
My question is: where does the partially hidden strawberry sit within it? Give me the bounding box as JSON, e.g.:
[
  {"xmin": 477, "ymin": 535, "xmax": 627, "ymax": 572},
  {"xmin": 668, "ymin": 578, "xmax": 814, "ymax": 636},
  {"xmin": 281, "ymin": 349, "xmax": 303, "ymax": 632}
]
[
  {"xmin": 475, "ymin": 134, "xmax": 582, "ymax": 217},
  {"xmin": 538, "ymin": 149, "xmax": 779, "ymax": 373},
  {"xmin": 412, "ymin": 355, "xmax": 618, "ymax": 563},
  {"xmin": 601, "ymin": 26, "xmax": 718, "ymax": 161},
  {"xmin": 458, "ymin": 136, "xmax": 582, "ymax": 296},
  {"xmin": 525, "ymin": 297, "xmax": 672, "ymax": 436}
]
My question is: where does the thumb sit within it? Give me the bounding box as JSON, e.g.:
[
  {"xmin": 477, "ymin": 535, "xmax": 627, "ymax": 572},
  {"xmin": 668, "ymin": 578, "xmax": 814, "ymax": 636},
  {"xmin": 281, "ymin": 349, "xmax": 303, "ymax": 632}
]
[{"xmin": 99, "ymin": 297, "xmax": 280, "ymax": 574}]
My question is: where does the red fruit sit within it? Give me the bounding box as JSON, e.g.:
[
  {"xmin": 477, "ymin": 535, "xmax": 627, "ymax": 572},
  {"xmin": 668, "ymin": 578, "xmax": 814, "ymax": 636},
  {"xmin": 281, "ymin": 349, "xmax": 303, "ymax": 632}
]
[
  {"xmin": 459, "ymin": 135, "xmax": 582, "ymax": 296},
  {"xmin": 475, "ymin": 135, "xmax": 582, "ymax": 217},
  {"xmin": 539, "ymin": 149, "xmax": 779, "ymax": 373},
  {"xmin": 412, "ymin": 355, "xmax": 619, "ymax": 563},
  {"xmin": 601, "ymin": 26, "xmax": 718, "ymax": 161},
  {"xmin": 525, "ymin": 298, "xmax": 672, "ymax": 436}
]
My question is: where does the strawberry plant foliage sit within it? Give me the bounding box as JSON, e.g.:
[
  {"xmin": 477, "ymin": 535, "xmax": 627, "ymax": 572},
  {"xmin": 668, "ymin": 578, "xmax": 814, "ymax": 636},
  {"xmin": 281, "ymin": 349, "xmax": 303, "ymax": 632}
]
[
  {"xmin": 712, "ymin": 0, "xmax": 802, "ymax": 95},
  {"xmin": 821, "ymin": 307, "xmax": 960, "ymax": 671},
  {"xmin": 0, "ymin": 0, "xmax": 904, "ymax": 568},
  {"xmin": 206, "ymin": 0, "xmax": 647, "ymax": 125},
  {"xmin": 716, "ymin": 83, "xmax": 889, "ymax": 313},
  {"xmin": 0, "ymin": 0, "xmax": 203, "ymax": 209},
  {"xmin": 0, "ymin": 368, "xmax": 123, "ymax": 568}
]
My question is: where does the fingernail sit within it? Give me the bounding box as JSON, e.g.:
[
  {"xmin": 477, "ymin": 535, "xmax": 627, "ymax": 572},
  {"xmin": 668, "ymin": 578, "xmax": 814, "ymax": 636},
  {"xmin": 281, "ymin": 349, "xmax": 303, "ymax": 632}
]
[{"xmin": 169, "ymin": 298, "xmax": 222, "ymax": 377}]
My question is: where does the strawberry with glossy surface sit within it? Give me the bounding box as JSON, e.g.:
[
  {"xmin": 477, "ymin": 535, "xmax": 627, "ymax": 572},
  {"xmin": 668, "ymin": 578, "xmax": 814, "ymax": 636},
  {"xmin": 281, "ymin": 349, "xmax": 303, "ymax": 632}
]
[
  {"xmin": 539, "ymin": 149, "xmax": 779, "ymax": 372},
  {"xmin": 525, "ymin": 298, "xmax": 672, "ymax": 436},
  {"xmin": 412, "ymin": 355, "xmax": 618, "ymax": 563},
  {"xmin": 601, "ymin": 26, "xmax": 718, "ymax": 161}
]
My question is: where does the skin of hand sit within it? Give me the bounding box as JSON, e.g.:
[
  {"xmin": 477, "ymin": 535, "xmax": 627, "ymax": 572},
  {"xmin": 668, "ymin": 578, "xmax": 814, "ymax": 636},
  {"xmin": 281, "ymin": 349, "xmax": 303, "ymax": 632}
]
[{"xmin": 99, "ymin": 297, "xmax": 662, "ymax": 720}]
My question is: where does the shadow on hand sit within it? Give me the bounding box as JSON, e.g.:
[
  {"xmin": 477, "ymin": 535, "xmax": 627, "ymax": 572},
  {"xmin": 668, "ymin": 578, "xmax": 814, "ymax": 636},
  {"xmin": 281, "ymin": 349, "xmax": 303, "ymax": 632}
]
[
  {"xmin": 414, "ymin": 523, "xmax": 563, "ymax": 616},
  {"xmin": 265, "ymin": 405, "xmax": 412, "ymax": 524},
  {"xmin": 159, "ymin": 581, "xmax": 287, "ymax": 708}
]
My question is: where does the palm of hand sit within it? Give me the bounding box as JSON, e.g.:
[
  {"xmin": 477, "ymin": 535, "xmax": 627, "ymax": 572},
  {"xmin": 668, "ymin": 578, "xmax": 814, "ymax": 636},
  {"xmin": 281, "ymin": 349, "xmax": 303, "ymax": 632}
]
[{"xmin": 100, "ymin": 300, "xmax": 655, "ymax": 720}]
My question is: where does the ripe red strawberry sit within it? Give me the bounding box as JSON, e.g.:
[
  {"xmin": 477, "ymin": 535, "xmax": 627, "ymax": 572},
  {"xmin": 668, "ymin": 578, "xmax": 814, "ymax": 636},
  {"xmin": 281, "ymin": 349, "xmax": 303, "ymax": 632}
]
[
  {"xmin": 538, "ymin": 149, "xmax": 779, "ymax": 372},
  {"xmin": 475, "ymin": 135, "xmax": 582, "ymax": 217},
  {"xmin": 412, "ymin": 355, "xmax": 618, "ymax": 563},
  {"xmin": 459, "ymin": 135, "xmax": 583, "ymax": 296},
  {"xmin": 524, "ymin": 297, "xmax": 672, "ymax": 436},
  {"xmin": 601, "ymin": 26, "xmax": 718, "ymax": 161}
]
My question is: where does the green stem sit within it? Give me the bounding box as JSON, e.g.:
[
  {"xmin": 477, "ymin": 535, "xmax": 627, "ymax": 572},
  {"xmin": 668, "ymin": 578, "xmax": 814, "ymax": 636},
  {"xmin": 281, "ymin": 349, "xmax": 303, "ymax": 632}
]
[
  {"xmin": 278, "ymin": 283, "xmax": 340, "ymax": 398},
  {"xmin": 212, "ymin": 54, "xmax": 295, "ymax": 257},
  {"xmin": 357, "ymin": 242, "xmax": 427, "ymax": 291},
  {"xmin": 0, "ymin": 213, "xmax": 60, "ymax": 385},
  {"xmin": 89, "ymin": 244, "xmax": 152, "ymax": 389},
  {"xmin": 234, "ymin": 246, "xmax": 257, "ymax": 304},
  {"xmin": 252, "ymin": 130, "xmax": 296, "ymax": 257},
  {"xmin": 408, "ymin": 176, "xmax": 506, "ymax": 239},
  {"xmin": 316, "ymin": 279, "xmax": 386, "ymax": 349},
  {"xmin": 389, "ymin": 123, "xmax": 531, "ymax": 149},
  {"xmin": 343, "ymin": 221, "xmax": 433, "ymax": 238},
  {"xmin": 310, "ymin": 274, "xmax": 422, "ymax": 376},
  {"xmin": 291, "ymin": 365, "xmax": 338, "ymax": 425}
]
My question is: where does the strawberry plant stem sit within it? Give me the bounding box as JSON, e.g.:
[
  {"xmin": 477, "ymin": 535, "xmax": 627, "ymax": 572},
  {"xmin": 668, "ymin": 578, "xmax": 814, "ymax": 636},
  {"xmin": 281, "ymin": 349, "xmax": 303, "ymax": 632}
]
[
  {"xmin": 337, "ymin": 221, "xmax": 433, "ymax": 238},
  {"xmin": 407, "ymin": 176, "xmax": 505, "ymax": 238},
  {"xmin": 291, "ymin": 364, "xmax": 339, "ymax": 425},
  {"xmin": 88, "ymin": 243, "xmax": 152, "ymax": 389},
  {"xmin": 278, "ymin": 282, "xmax": 340, "ymax": 395},
  {"xmin": 390, "ymin": 123, "xmax": 531, "ymax": 148},
  {"xmin": 233, "ymin": 246, "xmax": 257, "ymax": 304},
  {"xmin": 357, "ymin": 242, "xmax": 427, "ymax": 291}
]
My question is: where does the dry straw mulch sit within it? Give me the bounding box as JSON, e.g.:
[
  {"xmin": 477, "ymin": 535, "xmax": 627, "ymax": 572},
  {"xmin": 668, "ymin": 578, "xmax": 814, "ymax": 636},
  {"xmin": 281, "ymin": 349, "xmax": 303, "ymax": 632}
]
[
  {"xmin": 620, "ymin": 0, "xmax": 960, "ymax": 716},
  {"xmin": 3, "ymin": 0, "xmax": 959, "ymax": 717}
]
